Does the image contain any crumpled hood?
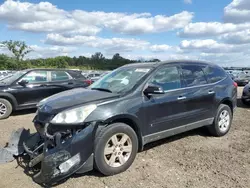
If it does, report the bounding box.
[38,88,119,113]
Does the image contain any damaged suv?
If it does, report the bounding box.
[23,61,237,185]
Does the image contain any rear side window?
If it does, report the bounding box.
[181,65,207,87]
[202,65,226,83]
[149,66,181,91]
[51,71,70,81]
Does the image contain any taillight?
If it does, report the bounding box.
[233,82,238,87]
[84,80,92,85]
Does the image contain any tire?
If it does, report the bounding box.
[208,104,232,137]
[241,99,250,106]
[94,123,138,176]
[0,98,12,120]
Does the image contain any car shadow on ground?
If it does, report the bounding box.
[237,98,249,109]
[14,126,209,187]
[11,108,37,116]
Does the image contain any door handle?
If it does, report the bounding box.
[177,96,186,100]
[208,90,215,94]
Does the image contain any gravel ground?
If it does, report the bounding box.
[0,87,249,188]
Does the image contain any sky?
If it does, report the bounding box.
[0,0,250,66]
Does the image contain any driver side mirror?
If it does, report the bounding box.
[143,85,164,96]
[18,80,29,87]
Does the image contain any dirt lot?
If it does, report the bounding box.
[0,87,249,188]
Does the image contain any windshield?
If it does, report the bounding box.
[0,71,27,84]
[90,67,151,93]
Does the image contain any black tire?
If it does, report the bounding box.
[94,123,138,176]
[0,98,12,120]
[208,104,232,137]
[241,99,250,106]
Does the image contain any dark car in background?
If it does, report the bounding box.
[0,69,88,119]
[242,84,250,105]
[234,74,250,86]
[22,60,237,185]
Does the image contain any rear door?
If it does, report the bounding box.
[46,70,76,96]
[179,64,215,124]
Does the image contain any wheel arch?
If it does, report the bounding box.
[103,114,144,152]
[0,93,18,110]
[219,97,233,114]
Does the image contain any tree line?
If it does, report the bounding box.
[0,40,160,70]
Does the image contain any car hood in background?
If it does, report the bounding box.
[38,88,119,113]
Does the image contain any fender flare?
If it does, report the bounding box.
[101,114,144,151]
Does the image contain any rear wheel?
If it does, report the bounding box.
[0,98,12,120]
[94,123,138,176]
[208,104,232,137]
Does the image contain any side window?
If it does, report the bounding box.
[21,71,48,83]
[181,65,207,87]
[51,71,70,81]
[202,65,226,83]
[149,66,181,91]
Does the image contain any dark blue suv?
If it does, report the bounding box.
[22,60,237,185]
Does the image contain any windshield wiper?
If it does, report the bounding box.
[91,87,112,93]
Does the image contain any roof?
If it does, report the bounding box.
[122,60,216,68]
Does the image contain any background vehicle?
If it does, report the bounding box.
[24,60,237,184]
[242,84,250,105]
[0,69,88,119]
[234,74,250,86]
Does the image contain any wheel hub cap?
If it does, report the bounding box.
[218,110,230,132]
[104,133,132,168]
[0,102,7,117]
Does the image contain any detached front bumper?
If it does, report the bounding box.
[23,122,96,185]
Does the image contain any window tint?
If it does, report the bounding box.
[149,66,181,91]
[21,71,48,83]
[202,65,226,83]
[51,71,70,81]
[181,65,207,87]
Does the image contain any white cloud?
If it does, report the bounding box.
[0,0,66,22]
[72,10,194,34]
[219,29,250,44]
[28,45,77,58]
[150,44,172,52]
[179,39,247,53]
[45,33,150,52]
[184,0,192,4]
[0,0,193,35]
[224,0,250,23]
[178,22,250,37]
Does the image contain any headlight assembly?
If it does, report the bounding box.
[50,104,97,124]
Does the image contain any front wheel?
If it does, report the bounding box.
[208,104,232,137]
[0,98,12,120]
[94,123,138,176]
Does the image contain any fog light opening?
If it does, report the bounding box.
[58,153,81,173]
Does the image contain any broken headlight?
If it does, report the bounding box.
[50,104,96,124]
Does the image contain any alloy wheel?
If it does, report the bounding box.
[0,102,7,117]
[104,133,132,168]
[218,110,230,133]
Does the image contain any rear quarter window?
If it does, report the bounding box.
[202,65,227,83]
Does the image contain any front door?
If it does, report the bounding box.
[142,65,189,136]
[11,70,51,107]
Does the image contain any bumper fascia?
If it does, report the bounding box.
[24,122,97,185]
